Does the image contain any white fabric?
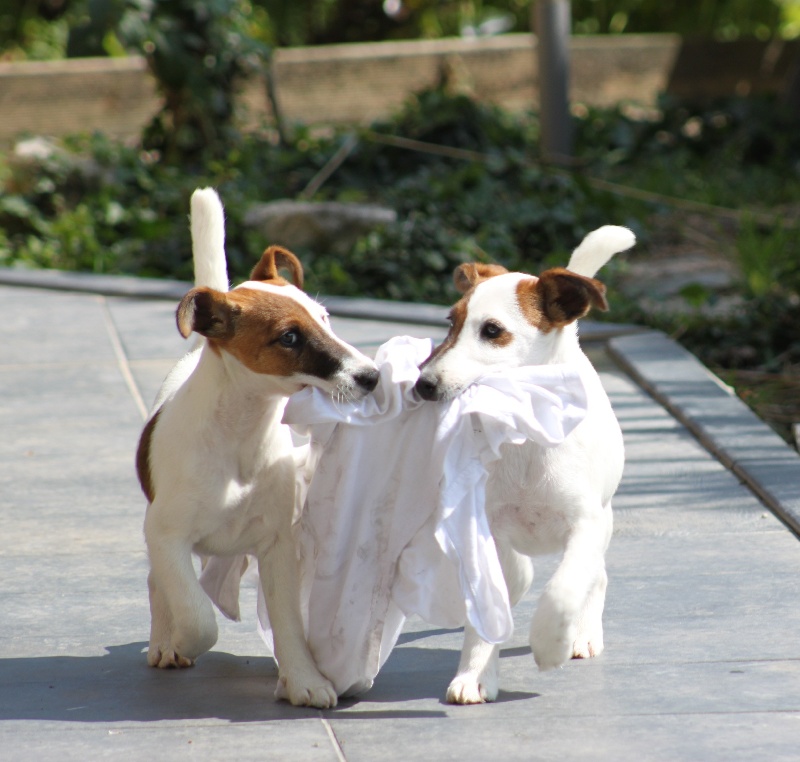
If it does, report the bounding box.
[200,335,588,697]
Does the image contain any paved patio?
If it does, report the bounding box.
[1,274,799,761]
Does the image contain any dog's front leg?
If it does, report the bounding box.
[447,544,534,704]
[257,527,337,709]
[144,527,219,668]
[447,625,501,704]
[529,512,609,670]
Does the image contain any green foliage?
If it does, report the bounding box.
[295,89,627,302]
[573,94,800,379]
[736,218,800,298]
[116,0,271,164]
[576,95,800,209]
[3,84,800,383]
[0,0,75,60]
[0,87,630,304]
[570,0,784,38]
[248,0,794,45]
[3,0,800,66]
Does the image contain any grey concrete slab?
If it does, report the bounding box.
[0,721,342,762]
[5,287,117,365]
[327,713,800,762]
[106,297,190,362]
[609,330,800,536]
[2,281,800,761]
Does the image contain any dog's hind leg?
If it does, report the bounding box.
[145,526,218,668]
[529,512,609,670]
[447,544,533,704]
[146,569,192,668]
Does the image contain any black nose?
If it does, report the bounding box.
[355,368,380,392]
[414,376,439,401]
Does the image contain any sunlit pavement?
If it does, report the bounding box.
[2,273,799,761]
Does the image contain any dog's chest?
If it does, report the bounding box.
[190,441,296,556]
[485,442,575,554]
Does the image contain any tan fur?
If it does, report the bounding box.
[136,409,160,503]
[250,245,304,287]
[454,262,510,294]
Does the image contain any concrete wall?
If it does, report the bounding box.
[249,33,682,126]
[0,56,160,144]
[1,34,797,145]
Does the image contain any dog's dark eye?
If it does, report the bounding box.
[480,321,505,340]
[278,330,301,348]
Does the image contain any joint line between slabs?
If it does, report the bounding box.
[101,297,149,421]
[321,717,347,762]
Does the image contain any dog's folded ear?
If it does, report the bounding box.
[250,245,304,288]
[453,262,509,294]
[176,287,238,340]
[525,268,608,327]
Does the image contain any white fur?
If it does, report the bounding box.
[417,226,633,704]
[190,187,229,292]
[567,224,635,278]
[140,188,378,708]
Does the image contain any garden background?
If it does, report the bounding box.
[2,0,800,440]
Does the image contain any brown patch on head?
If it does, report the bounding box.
[420,295,470,369]
[453,262,509,294]
[136,408,161,503]
[250,246,304,288]
[176,285,345,380]
[176,287,235,340]
[516,268,608,331]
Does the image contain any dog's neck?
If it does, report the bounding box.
[193,343,294,434]
[524,322,583,367]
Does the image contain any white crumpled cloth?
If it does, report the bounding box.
[200,335,587,696]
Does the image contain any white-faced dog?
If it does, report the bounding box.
[136,188,379,708]
[414,226,635,703]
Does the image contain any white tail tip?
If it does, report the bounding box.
[567,225,636,278]
[190,187,229,292]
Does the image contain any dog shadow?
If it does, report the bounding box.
[0,642,308,724]
[0,632,538,724]
[337,630,540,711]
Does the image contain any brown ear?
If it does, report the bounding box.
[176,287,238,339]
[250,245,304,288]
[453,262,509,294]
[536,267,608,326]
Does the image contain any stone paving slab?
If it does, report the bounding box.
[1,282,799,761]
[610,331,800,536]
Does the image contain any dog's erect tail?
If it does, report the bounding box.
[567,225,635,278]
[190,188,229,292]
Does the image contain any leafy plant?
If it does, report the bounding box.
[736,218,800,298]
[118,0,271,164]
[575,95,800,210]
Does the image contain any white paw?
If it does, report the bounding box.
[530,607,574,671]
[276,673,338,709]
[147,645,195,669]
[572,631,604,660]
[446,672,498,704]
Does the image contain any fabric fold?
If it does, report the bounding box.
[201,335,588,697]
